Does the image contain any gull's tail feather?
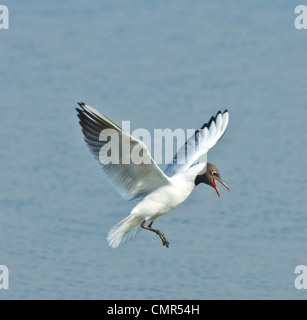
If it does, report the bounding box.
[107,214,142,248]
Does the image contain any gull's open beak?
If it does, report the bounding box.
[212,179,229,198]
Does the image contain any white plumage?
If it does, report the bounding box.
[76,103,229,248]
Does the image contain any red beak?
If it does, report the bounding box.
[212,179,229,197]
[212,179,220,197]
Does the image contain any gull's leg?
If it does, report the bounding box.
[141,220,169,248]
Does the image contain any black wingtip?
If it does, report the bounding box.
[201,115,214,129]
[77,102,86,108]
[207,116,215,127]
[200,109,229,129]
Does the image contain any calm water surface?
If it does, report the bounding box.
[0,0,307,299]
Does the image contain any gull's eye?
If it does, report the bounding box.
[211,171,217,176]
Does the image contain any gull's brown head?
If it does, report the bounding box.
[194,163,229,197]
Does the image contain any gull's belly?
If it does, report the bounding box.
[131,178,195,221]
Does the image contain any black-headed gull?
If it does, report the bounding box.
[76,103,229,248]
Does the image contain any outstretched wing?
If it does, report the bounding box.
[164,110,229,177]
[76,103,170,200]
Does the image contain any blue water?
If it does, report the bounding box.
[0,0,307,299]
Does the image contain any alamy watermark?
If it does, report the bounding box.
[0,265,9,289]
[294,5,307,29]
[0,5,9,30]
[294,265,307,289]
[97,121,207,171]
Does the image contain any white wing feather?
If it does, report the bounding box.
[164,110,229,177]
[76,103,170,200]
